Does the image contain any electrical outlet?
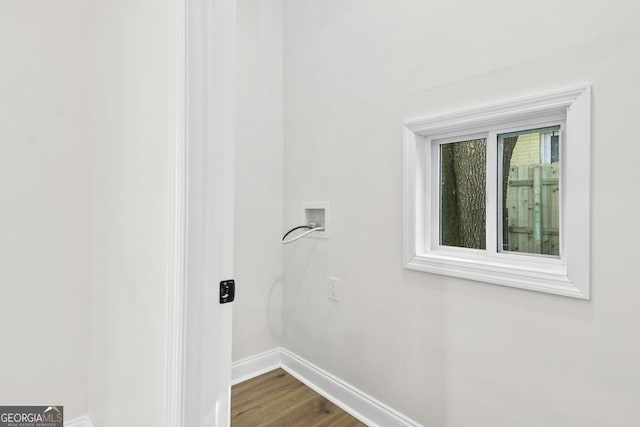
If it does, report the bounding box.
[328,277,339,301]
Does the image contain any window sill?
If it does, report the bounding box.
[404,252,587,299]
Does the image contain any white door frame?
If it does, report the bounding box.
[165,0,236,426]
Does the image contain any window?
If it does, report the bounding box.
[402,87,591,298]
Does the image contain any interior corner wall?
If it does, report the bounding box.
[282,1,640,426]
[0,1,90,420]
[233,0,284,362]
[88,0,172,425]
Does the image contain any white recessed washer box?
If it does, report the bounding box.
[302,201,329,239]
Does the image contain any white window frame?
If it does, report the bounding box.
[402,87,591,299]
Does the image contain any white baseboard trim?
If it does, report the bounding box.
[65,415,93,427]
[231,347,282,386]
[231,347,422,427]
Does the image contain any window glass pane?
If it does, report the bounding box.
[499,126,560,256]
[440,138,486,249]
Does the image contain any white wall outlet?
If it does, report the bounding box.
[328,277,339,301]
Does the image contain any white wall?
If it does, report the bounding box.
[0,1,90,420]
[282,0,640,425]
[233,0,284,361]
[89,0,172,424]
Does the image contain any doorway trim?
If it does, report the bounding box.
[164,0,237,426]
[165,0,188,425]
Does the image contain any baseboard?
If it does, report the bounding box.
[231,347,282,386]
[65,415,93,427]
[231,348,422,427]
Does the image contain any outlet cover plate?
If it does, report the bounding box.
[328,277,339,301]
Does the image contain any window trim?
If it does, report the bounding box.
[402,87,591,299]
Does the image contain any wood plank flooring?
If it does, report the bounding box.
[231,368,367,427]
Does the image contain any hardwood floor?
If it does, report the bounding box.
[231,368,367,427]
